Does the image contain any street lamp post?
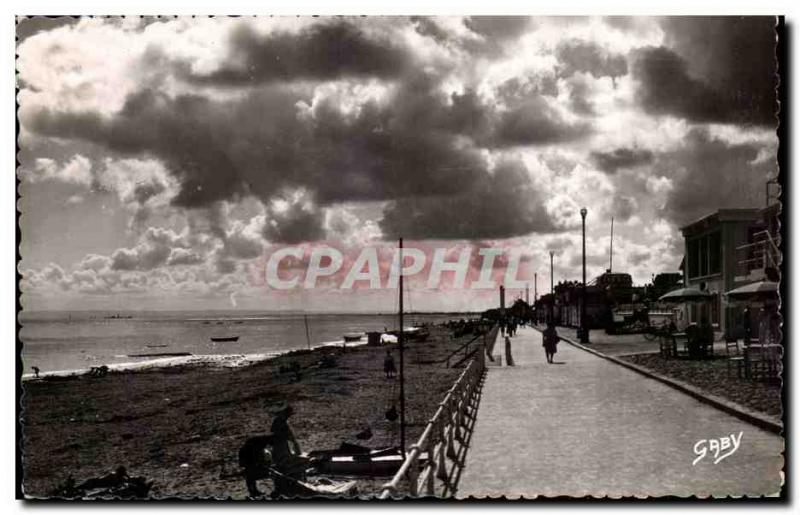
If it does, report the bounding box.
[549,250,554,324]
[579,207,590,344]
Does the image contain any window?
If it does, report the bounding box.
[708,232,721,275]
[687,231,722,279]
[688,239,700,279]
[700,237,709,276]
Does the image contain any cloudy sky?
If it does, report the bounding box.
[17,16,778,312]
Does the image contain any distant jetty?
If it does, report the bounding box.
[128,352,192,358]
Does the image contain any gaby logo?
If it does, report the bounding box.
[262,244,532,290]
[693,431,743,466]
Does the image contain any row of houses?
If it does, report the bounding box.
[532,204,780,337]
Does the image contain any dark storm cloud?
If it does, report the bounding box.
[23,74,506,240]
[25,54,576,239]
[464,16,532,42]
[20,16,591,243]
[493,97,592,147]
[634,17,777,126]
[591,147,654,173]
[180,21,412,86]
[556,39,628,80]
[380,159,557,240]
[656,128,775,226]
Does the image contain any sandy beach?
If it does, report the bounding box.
[22,324,491,498]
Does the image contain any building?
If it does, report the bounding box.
[679,205,779,336]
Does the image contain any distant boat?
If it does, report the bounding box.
[343,333,363,342]
[210,336,240,342]
[145,344,168,348]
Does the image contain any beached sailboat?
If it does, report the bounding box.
[387,325,429,342]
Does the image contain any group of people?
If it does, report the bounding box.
[499,316,559,363]
[500,317,522,337]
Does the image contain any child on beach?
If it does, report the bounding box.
[384,350,397,379]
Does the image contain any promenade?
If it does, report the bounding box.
[456,327,784,498]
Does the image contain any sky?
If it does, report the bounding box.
[16,15,779,312]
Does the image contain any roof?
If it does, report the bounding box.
[680,208,762,236]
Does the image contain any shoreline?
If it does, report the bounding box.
[22,322,491,498]
[20,336,394,381]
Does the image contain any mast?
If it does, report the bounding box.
[304,314,311,350]
[398,238,406,457]
[609,217,614,273]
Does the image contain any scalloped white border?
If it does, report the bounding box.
[4,4,798,513]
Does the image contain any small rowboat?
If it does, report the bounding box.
[343,333,363,342]
[308,444,422,477]
[210,336,240,342]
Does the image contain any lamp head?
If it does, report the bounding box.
[580,207,588,218]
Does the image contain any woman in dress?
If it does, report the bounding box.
[542,322,559,364]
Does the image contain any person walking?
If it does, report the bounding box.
[542,322,559,364]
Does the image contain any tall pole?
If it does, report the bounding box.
[549,251,554,323]
[609,217,614,273]
[534,272,538,301]
[304,314,311,350]
[398,238,406,457]
[580,208,590,344]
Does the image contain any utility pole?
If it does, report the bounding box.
[609,217,614,274]
[398,238,406,457]
[579,208,590,344]
[549,251,555,323]
[304,314,311,350]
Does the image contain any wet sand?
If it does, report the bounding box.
[22,325,490,498]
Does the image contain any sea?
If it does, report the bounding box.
[18,311,472,375]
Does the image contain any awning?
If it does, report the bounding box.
[658,287,714,303]
[725,281,778,300]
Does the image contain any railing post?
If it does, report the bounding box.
[436,418,449,481]
[446,406,458,460]
[425,436,436,496]
[407,446,420,497]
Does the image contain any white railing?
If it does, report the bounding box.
[379,339,488,499]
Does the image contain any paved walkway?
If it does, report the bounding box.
[456,327,784,498]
